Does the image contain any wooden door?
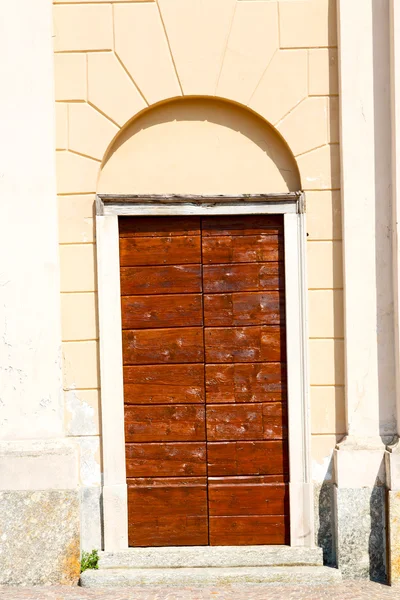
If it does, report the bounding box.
[120,215,289,547]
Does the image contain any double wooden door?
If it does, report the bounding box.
[119,214,289,547]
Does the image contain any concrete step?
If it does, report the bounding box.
[80,565,341,587]
[98,545,324,569]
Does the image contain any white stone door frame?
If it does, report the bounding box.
[95,193,313,550]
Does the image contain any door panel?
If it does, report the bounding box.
[203,292,283,326]
[202,235,283,264]
[128,477,208,547]
[206,404,264,441]
[121,216,207,547]
[122,294,203,329]
[120,214,289,548]
[207,441,289,477]
[205,363,286,404]
[124,364,205,405]
[125,405,206,442]
[205,326,284,363]
[126,442,207,477]
[203,263,283,293]
[208,480,289,515]
[202,215,289,546]
[120,235,201,266]
[202,215,283,237]
[206,403,287,441]
[123,327,204,364]
[120,265,202,296]
[209,515,288,546]
[119,216,201,237]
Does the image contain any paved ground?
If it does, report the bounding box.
[1,582,399,600]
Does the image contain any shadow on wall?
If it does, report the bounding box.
[369,463,387,582]
[98,97,301,195]
[316,458,336,567]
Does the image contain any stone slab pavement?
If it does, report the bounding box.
[1,582,400,599]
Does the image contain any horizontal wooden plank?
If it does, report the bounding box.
[120,265,202,296]
[205,326,284,363]
[206,403,287,441]
[207,403,286,442]
[263,403,288,440]
[128,481,208,546]
[128,516,209,547]
[202,215,283,236]
[119,216,200,237]
[202,235,282,264]
[207,441,289,477]
[125,405,206,442]
[124,365,204,404]
[205,363,286,404]
[122,294,203,329]
[120,236,201,266]
[128,477,207,487]
[123,328,204,364]
[127,479,207,524]
[126,443,207,477]
[208,482,289,516]
[207,404,263,441]
[203,263,284,293]
[209,515,289,546]
[203,292,284,327]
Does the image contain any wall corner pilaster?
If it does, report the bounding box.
[333,436,387,581]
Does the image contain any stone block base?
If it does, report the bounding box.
[335,486,386,581]
[81,486,102,552]
[0,490,80,585]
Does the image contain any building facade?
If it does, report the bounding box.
[1,0,400,586]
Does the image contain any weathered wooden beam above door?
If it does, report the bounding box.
[96,192,305,217]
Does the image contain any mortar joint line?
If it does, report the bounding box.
[214,1,237,95]
[114,50,149,107]
[247,48,278,107]
[155,0,184,97]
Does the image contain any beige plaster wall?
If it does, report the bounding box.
[53,0,342,489]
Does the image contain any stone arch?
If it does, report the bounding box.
[97,97,301,194]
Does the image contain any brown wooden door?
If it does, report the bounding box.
[120,215,289,547]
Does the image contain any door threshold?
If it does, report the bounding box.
[98,545,323,569]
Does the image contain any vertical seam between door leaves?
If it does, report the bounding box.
[200,216,211,546]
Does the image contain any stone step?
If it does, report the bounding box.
[98,545,324,569]
[80,565,341,587]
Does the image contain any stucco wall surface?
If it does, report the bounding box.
[53,0,342,531]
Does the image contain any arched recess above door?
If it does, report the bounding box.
[98,97,301,195]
